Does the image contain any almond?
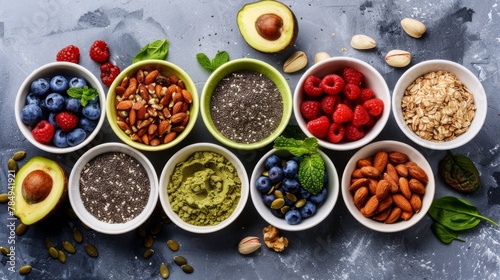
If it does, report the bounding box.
[410,193,422,213]
[383,173,399,193]
[163,131,177,144]
[351,168,364,178]
[148,123,158,135]
[144,70,159,84]
[373,151,388,173]
[363,195,379,216]
[395,164,409,177]
[116,100,133,110]
[137,118,153,129]
[172,91,184,103]
[170,112,187,124]
[375,179,391,201]
[408,178,426,195]
[129,109,137,126]
[123,77,137,99]
[141,133,149,145]
[400,211,413,221]
[117,120,130,131]
[392,194,413,213]
[181,89,193,104]
[376,196,393,213]
[388,151,409,164]
[386,163,399,182]
[150,138,161,146]
[384,207,402,224]
[171,125,186,133]
[356,158,373,168]
[115,85,126,96]
[135,69,144,83]
[137,106,147,120]
[157,120,170,136]
[172,101,184,115]
[348,178,369,192]
[399,177,412,199]
[139,84,150,102]
[368,179,378,196]
[132,101,144,111]
[373,207,392,221]
[360,166,381,179]
[408,165,429,184]
[353,187,369,209]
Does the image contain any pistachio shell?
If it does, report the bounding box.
[385,50,411,67]
[314,52,331,63]
[350,34,377,50]
[283,51,308,73]
[401,18,426,38]
[238,236,262,255]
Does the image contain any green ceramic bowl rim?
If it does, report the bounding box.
[106,60,199,152]
[200,58,292,150]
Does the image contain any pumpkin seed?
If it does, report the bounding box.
[1,246,10,256]
[262,171,269,176]
[48,247,59,259]
[16,223,28,236]
[137,225,147,237]
[144,234,154,248]
[274,190,283,199]
[44,238,54,250]
[280,206,290,214]
[286,192,297,202]
[58,250,66,263]
[159,262,169,279]
[0,193,8,204]
[19,265,32,275]
[150,221,163,235]
[143,248,154,259]
[181,264,194,274]
[173,255,187,266]
[166,240,179,252]
[271,198,285,209]
[12,151,27,161]
[266,185,275,195]
[62,241,76,254]
[85,243,98,258]
[73,228,83,243]
[7,158,18,172]
[295,198,307,208]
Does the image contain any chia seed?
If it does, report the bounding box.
[210,70,283,144]
[79,152,150,224]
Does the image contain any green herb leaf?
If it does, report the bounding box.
[66,86,99,107]
[196,53,214,71]
[273,136,317,157]
[428,196,498,231]
[431,222,465,244]
[280,125,307,140]
[439,152,481,194]
[298,152,325,194]
[196,51,229,72]
[133,39,169,63]
[67,88,83,98]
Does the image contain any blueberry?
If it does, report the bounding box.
[82,103,100,120]
[30,78,50,97]
[26,93,41,106]
[268,166,284,184]
[300,201,317,218]
[271,208,284,218]
[299,187,311,199]
[283,194,295,206]
[309,187,328,204]
[20,104,43,125]
[256,176,272,193]
[264,155,281,170]
[39,99,49,112]
[78,117,97,133]
[282,178,300,193]
[65,97,81,113]
[87,95,100,104]
[47,112,59,130]
[67,128,86,146]
[52,130,69,148]
[283,159,299,178]
[45,93,65,112]
[69,77,87,88]
[284,209,302,225]
[49,75,69,93]
[262,193,276,207]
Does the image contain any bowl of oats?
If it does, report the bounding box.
[392,59,487,150]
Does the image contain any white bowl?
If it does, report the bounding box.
[341,140,435,233]
[392,59,487,150]
[15,62,106,154]
[294,57,391,151]
[68,143,158,234]
[250,149,339,231]
[159,143,249,234]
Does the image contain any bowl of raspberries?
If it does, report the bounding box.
[293,57,391,151]
[15,62,106,153]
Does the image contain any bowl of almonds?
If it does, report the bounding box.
[341,140,435,232]
[392,59,487,150]
[106,60,199,151]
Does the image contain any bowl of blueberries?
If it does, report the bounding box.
[15,62,106,153]
[250,148,339,231]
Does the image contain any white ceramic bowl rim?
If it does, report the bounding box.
[392,59,487,150]
[158,142,249,234]
[15,61,106,154]
[68,142,159,234]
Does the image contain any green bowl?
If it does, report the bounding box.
[106,60,199,152]
[200,58,292,150]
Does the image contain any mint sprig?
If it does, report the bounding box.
[273,135,325,194]
[196,51,229,71]
[67,86,98,107]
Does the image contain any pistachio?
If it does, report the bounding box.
[350,34,377,50]
[159,263,170,279]
[314,52,331,64]
[401,18,426,38]
[238,236,261,255]
[283,51,308,73]
[385,50,411,68]
[19,265,32,275]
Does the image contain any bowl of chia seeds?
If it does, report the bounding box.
[68,142,158,234]
[200,58,293,150]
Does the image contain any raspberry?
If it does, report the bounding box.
[364,115,378,130]
[344,83,361,100]
[332,104,353,124]
[343,67,363,85]
[32,120,55,144]
[327,123,345,143]
[89,40,110,63]
[306,116,330,139]
[320,95,339,116]
[320,74,344,95]
[363,98,384,117]
[303,75,323,97]
[300,101,321,121]
[55,112,79,132]
[360,88,375,102]
[100,62,121,87]
[352,105,370,127]
[345,123,365,141]
[56,45,80,64]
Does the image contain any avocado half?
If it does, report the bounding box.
[237,0,299,53]
[13,156,68,225]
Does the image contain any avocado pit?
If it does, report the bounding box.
[256,14,283,41]
[22,170,53,204]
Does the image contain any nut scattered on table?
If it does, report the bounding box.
[401,18,427,38]
[385,50,411,67]
[262,225,288,252]
[350,34,377,50]
[314,52,331,64]
[238,236,261,255]
[283,51,308,73]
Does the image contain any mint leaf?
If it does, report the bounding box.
[212,51,229,69]
[196,53,214,71]
[66,86,99,107]
[133,39,169,63]
[281,125,307,140]
[299,152,325,194]
[67,88,83,98]
[273,136,312,157]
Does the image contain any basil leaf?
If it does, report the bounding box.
[196,53,214,71]
[133,39,169,63]
[428,196,498,231]
[431,222,464,244]
[298,152,324,194]
[211,51,229,69]
[439,152,480,194]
